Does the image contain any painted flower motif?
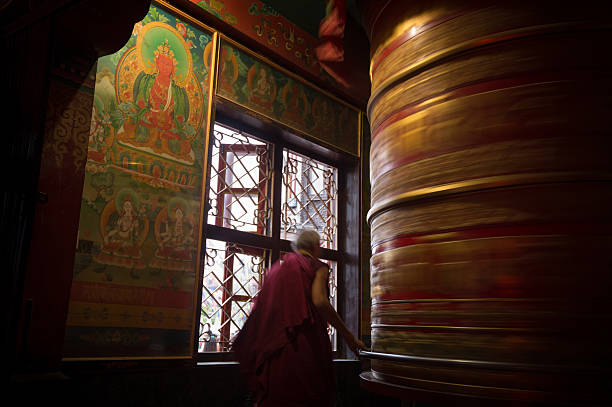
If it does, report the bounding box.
[177,115,184,123]
[185,39,194,49]
[132,22,143,36]
[176,22,187,37]
[137,99,145,109]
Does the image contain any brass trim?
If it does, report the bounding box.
[366,371,555,398]
[361,351,600,373]
[366,0,394,53]
[372,298,554,305]
[358,111,363,337]
[367,172,612,223]
[367,21,612,118]
[371,323,543,333]
[155,0,217,34]
[361,370,540,397]
[357,110,363,158]
[190,30,220,358]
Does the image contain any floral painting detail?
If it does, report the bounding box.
[248,2,279,17]
[197,0,238,25]
[65,4,213,358]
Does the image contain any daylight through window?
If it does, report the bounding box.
[198,123,339,353]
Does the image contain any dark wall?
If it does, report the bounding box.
[11,360,401,407]
[2,0,151,376]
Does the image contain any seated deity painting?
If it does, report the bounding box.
[247,62,277,110]
[150,197,196,273]
[65,5,214,359]
[77,15,212,281]
[94,188,149,271]
[114,22,205,165]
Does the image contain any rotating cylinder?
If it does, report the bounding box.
[360,1,612,403]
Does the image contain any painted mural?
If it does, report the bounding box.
[217,40,360,155]
[190,0,330,83]
[63,4,213,358]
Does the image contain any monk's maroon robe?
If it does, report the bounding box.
[232,252,334,407]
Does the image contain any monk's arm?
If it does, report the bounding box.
[311,266,366,356]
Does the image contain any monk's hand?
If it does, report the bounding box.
[347,334,367,356]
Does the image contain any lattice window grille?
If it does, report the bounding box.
[325,260,338,350]
[199,239,267,351]
[208,125,272,235]
[281,150,338,249]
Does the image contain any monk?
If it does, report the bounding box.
[232,230,366,406]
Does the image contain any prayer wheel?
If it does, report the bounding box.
[359,1,612,403]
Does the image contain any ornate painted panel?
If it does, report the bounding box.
[63,4,214,358]
[217,39,360,156]
[189,0,331,83]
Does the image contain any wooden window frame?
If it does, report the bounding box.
[195,103,360,362]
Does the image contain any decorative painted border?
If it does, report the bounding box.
[216,34,361,157]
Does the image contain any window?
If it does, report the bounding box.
[197,122,340,354]
[206,126,271,235]
[281,150,338,249]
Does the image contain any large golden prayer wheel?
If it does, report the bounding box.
[359,1,612,403]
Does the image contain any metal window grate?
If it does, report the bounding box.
[198,124,342,355]
[324,259,338,350]
[199,239,267,352]
[281,150,338,249]
[207,124,272,235]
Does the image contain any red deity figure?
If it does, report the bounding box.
[123,39,193,160]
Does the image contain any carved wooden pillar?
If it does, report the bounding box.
[359,1,612,403]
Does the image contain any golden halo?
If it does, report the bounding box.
[136,21,193,87]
